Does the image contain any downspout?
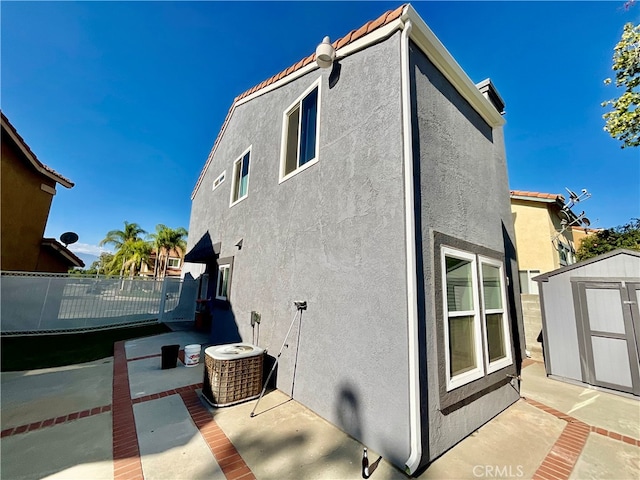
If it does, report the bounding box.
[400,19,422,475]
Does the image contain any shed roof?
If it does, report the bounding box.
[1,112,75,188]
[533,249,640,282]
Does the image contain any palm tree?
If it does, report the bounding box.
[100,222,147,277]
[149,224,188,278]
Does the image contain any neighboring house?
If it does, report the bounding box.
[185,4,524,474]
[139,248,184,278]
[535,249,640,396]
[1,112,84,273]
[509,190,593,360]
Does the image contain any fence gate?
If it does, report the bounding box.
[573,280,640,395]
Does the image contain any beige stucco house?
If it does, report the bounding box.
[510,190,594,359]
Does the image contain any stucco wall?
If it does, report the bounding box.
[511,200,558,272]
[188,35,412,464]
[409,42,522,462]
[1,140,56,272]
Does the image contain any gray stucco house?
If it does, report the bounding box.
[185,4,525,474]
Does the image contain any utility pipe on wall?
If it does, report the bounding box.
[399,19,422,475]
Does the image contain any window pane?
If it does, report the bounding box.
[299,87,318,166]
[449,315,476,376]
[232,161,241,201]
[217,267,229,299]
[482,264,503,309]
[446,256,474,311]
[239,153,250,197]
[285,106,300,175]
[486,313,506,362]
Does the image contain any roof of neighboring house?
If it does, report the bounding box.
[41,238,85,268]
[1,111,74,188]
[533,248,640,282]
[510,190,565,203]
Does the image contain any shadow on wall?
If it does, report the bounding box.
[502,221,525,375]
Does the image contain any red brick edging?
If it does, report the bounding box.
[113,340,144,480]
[181,390,256,480]
[525,397,640,480]
[113,341,255,480]
[0,405,112,438]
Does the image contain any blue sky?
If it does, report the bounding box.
[2,1,638,261]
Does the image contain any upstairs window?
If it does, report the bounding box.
[167,257,181,269]
[230,148,250,206]
[280,80,320,182]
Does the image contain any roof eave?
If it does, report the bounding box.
[41,238,85,268]
[1,113,75,189]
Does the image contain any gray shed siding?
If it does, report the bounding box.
[188,35,412,464]
[539,252,640,382]
[409,42,521,462]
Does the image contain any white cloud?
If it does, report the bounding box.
[69,243,113,256]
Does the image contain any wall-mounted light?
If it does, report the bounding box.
[315,36,336,69]
[235,239,243,250]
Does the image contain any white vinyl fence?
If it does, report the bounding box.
[0,272,205,335]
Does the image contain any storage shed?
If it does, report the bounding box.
[535,249,640,396]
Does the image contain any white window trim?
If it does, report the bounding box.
[479,256,513,374]
[229,146,251,207]
[212,171,226,191]
[215,264,230,300]
[167,257,181,269]
[278,78,321,184]
[441,246,485,391]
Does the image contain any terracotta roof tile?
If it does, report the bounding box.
[192,4,409,198]
[510,190,565,201]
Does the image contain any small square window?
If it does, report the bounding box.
[280,80,320,182]
[216,265,230,300]
[230,149,250,206]
[213,171,225,191]
[167,257,180,269]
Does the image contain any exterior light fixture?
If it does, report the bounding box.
[315,36,336,69]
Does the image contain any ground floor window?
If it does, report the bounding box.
[216,264,230,300]
[441,246,513,391]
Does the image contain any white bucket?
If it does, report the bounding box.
[184,344,201,367]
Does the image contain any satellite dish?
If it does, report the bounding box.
[582,217,591,228]
[60,231,79,247]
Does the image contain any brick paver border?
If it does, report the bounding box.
[0,404,112,438]
[112,341,255,480]
[525,397,640,480]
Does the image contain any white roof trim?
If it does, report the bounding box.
[192,4,506,199]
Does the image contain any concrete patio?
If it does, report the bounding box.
[1,329,638,480]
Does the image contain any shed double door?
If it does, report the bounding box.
[574,281,640,396]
